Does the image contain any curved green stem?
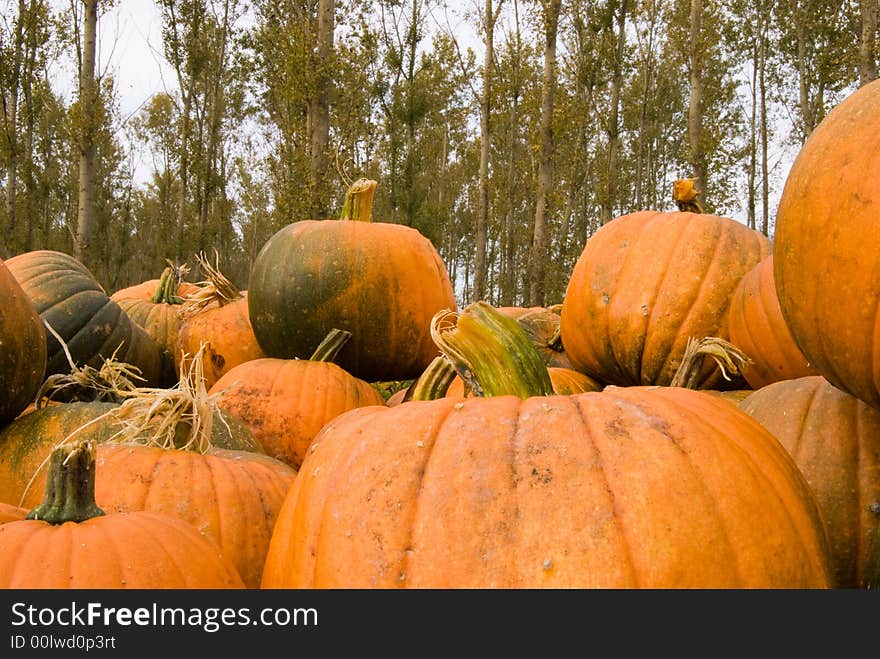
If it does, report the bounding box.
[430,302,554,399]
[406,356,457,401]
[309,328,352,362]
[26,441,105,524]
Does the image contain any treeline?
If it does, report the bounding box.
[1,0,876,305]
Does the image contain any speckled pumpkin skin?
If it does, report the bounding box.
[727,255,817,389]
[262,386,831,589]
[248,220,457,382]
[560,211,770,389]
[740,376,880,588]
[0,258,46,425]
[773,79,880,410]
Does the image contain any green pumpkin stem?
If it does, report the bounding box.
[430,302,554,399]
[406,356,457,401]
[669,336,752,389]
[26,440,105,524]
[151,262,188,305]
[309,328,352,362]
[339,179,377,222]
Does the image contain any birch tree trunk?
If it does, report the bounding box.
[74,0,98,266]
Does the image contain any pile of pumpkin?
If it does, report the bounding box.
[1,81,879,590]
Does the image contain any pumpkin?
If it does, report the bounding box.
[111,263,200,387]
[0,440,244,588]
[727,255,816,389]
[261,302,831,588]
[0,400,262,508]
[560,210,770,389]
[0,502,26,523]
[0,401,119,506]
[248,179,457,382]
[6,348,296,588]
[175,254,265,390]
[0,257,46,426]
[739,376,880,588]
[773,79,880,409]
[210,329,384,469]
[4,250,163,387]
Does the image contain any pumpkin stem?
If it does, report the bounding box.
[309,328,352,362]
[405,355,457,401]
[107,343,219,454]
[339,178,377,222]
[673,177,705,213]
[180,252,241,318]
[150,262,190,305]
[669,336,752,389]
[26,440,105,524]
[430,302,554,399]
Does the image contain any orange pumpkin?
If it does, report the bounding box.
[774,79,880,409]
[210,330,384,469]
[0,441,244,588]
[0,257,46,426]
[0,502,26,523]
[175,256,265,390]
[727,255,816,389]
[261,303,831,588]
[560,210,770,388]
[111,264,200,386]
[739,376,880,588]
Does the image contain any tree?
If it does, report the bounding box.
[528,0,561,307]
[72,0,97,266]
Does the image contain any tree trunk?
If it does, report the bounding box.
[528,0,561,308]
[309,0,335,216]
[474,0,501,303]
[74,0,98,266]
[759,8,770,236]
[501,0,521,307]
[687,0,706,201]
[747,10,758,231]
[600,0,627,226]
[2,0,27,257]
[861,0,878,86]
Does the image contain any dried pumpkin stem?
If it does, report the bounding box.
[26,440,105,525]
[406,355,457,401]
[180,252,241,318]
[339,178,377,222]
[669,336,752,389]
[309,328,352,362]
[430,302,554,399]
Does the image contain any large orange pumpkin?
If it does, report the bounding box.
[774,79,880,410]
[560,211,770,388]
[0,257,46,426]
[210,330,384,469]
[0,441,244,588]
[261,303,831,588]
[248,179,457,382]
[727,255,817,389]
[739,376,880,588]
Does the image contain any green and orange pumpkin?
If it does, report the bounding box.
[248,179,457,382]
